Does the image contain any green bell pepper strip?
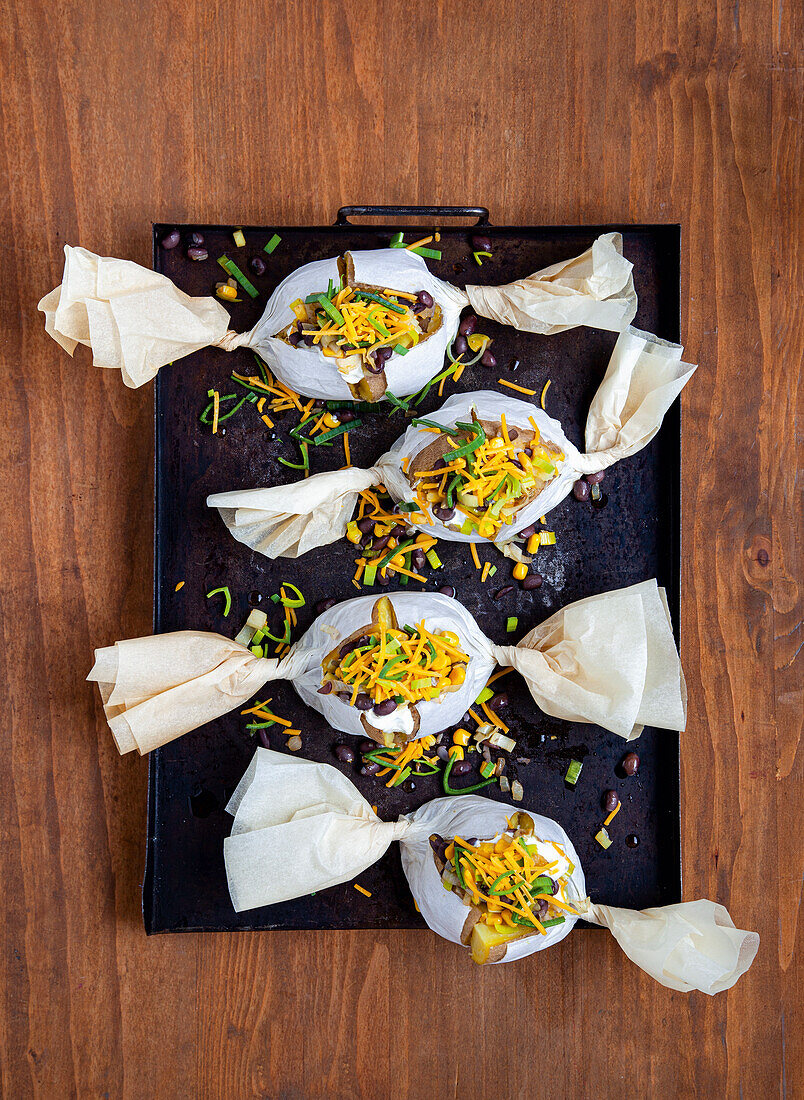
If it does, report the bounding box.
[446,421,487,463]
[279,582,305,608]
[377,654,407,680]
[374,537,415,572]
[452,845,466,889]
[314,420,362,446]
[541,917,566,929]
[445,473,462,509]
[366,311,390,338]
[488,870,522,896]
[260,619,292,645]
[217,255,259,298]
[442,755,497,796]
[200,394,247,424]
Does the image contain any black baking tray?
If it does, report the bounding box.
[144,206,682,933]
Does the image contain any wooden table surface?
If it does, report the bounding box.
[0,1,800,1096]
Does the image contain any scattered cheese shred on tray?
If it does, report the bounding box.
[604,801,622,827]
[174,581,185,592]
[354,884,372,898]
[497,379,537,396]
[540,379,551,409]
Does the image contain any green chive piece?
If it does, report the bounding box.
[206,586,232,617]
[473,250,492,265]
[506,616,518,633]
[363,564,377,586]
[264,233,281,254]
[542,917,566,928]
[314,419,361,446]
[409,246,441,259]
[354,290,407,315]
[390,232,405,247]
[232,228,246,248]
[565,759,583,786]
[393,343,409,355]
[217,255,259,298]
[479,761,495,779]
[366,311,390,338]
[425,548,442,569]
[475,686,494,705]
[316,293,345,326]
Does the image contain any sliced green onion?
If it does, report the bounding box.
[595,828,612,849]
[446,341,485,367]
[314,420,361,446]
[316,293,345,326]
[393,344,409,355]
[245,719,276,730]
[261,619,292,645]
[542,917,566,928]
[264,233,281,254]
[363,564,377,586]
[565,759,583,785]
[475,686,494,705]
[366,311,390,338]
[232,228,246,248]
[410,417,460,435]
[206,586,232,617]
[217,255,259,298]
[473,250,492,265]
[506,616,518,633]
[390,232,405,247]
[391,766,412,787]
[479,760,495,778]
[399,573,409,585]
[409,246,441,259]
[250,644,264,657]
[354,291,407,315]
[425,548,442,569]
[488,565,497,577]
[279,582,305,608]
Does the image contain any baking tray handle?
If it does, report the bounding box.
[335,205,490,226]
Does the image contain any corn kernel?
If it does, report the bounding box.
[216,284,238,301]
[467,334,490,353]
[441,630,460,645]
[512,562,529,581]
[526,533,540,555]
[489,437,505,450]
[448,745,464,761]
[452,728,471,746]
[323,412,340,429]
[449,666,466,686]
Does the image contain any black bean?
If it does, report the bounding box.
[377,570,390,586]
[367,356,385,374]
[361,762,381,776]
[357,517,375,534]
[404,780,416,792]
[249,255,267,276]
[438,584,456,598]
[433,505,456,522]
[354,693,372,711]
[160,229,180,250]
[302,334,316,346]
[493,585,515,600]
[337,691,351,702]
[314,597,337,615]
[372,535,390,553]
[451,334,469,357]
[411,548,426,571]
[188,231,205,246]
[317,681,333,695]
[522,574,543,590]
[436,746,450,761]
[481,350,496,369]
[335,744,355,763]
[489,692,509,710]
[429,835,449,861]
[523,447,533,457]
[508,429,518,441]
[339,635,368,659]
[186,247,208,261]
[622,752,640,776]
[472,235,493,253]
[459,314,478,336]
[417,290,434,309]
[625,834,640,849]
[518,524,537,539]
[390,524,406,539]
[536,899,549,919]
[373,699,397,716]
[359,740,376,754]
[602,789,619,813]
[585,470,605,485]
[572,479,591,502]
[258,728,272,749]
[288,330,302,347]
[249,591,263,605]
[313,399,326,408]
[452,760,472,776]
[376,345,393,362]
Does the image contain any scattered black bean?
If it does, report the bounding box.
[317,681,333,695]
[186,246,208,261]
[357,517,375,534]
[590,490,608,510]
[188,231,205,247]
[337,410,355,423]
[417,290,434,309]
[248,255,267,276]
[452,334,469,357]
[258,728,272,749]
[315,597,337,615]
[160,229,181,250]
[288,330,302,347]
[391,524,406,539]
[481,350,496,369]
[459,314,478,336]
[313,399,326,408]
[451,759,472,776]
[438,584,456,598]
[433,505,456,522]
[522,574,543,590]
[373,699,397,716]
[489,692,509,710]
[472,235,493,253]
[339,635,368,659]
[249,591,264,605]
[622,752,640,776]
[625,834,640,849]
[354,693,372,711]
[602,789,619,813]
[493,585,515,600]
[361,762,381,776]
[377,571,390,586]
[585,470,605,485]
[334,744,355,763]
[367,356,385,374]
[372,534,391,553]
[411,548,426,571]
[518,524,537,539]
[573,479,591,502]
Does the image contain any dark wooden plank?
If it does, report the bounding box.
[0,0,797,1097]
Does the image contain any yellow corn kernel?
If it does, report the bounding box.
[512,562,529,581]
[478,521,496,539]
[216,284,238,301]
[467,334,491,353]
[489,437,505,450]
[323,412,340,429]
[448,745,464,761]
[374,523,390,537]
[441,630,460,646]
[346,521,362,544]
[431,653,449,671]
[390,554,405,569]
[494,835,512,853]
[444,842,455,860]
[526,533,540,555]
[449,666,467,687]
[452,728,471,746]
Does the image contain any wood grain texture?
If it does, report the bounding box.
[0,0,799,1096]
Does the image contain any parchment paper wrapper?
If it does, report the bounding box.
[88,581,685,755]
[39,234,636,398]
[209,327,696,557]
[224,750,758,991]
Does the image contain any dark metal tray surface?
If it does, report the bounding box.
[146,206,681,932]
